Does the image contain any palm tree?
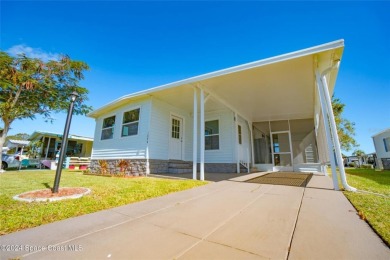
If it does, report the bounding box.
[352,149,365,167]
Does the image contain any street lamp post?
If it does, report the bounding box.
[52,91,79,193]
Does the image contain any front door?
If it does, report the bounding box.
[271,131,293,171]
[169,115,183,160]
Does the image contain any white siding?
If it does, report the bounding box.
[92,96,237,164]
[316,112,329,164]
[237,115,251,163]
[149,98,193,161]
[91,98,151,159]
[149,98,236,163]
[373,130,390,160]
[203,110,235,163]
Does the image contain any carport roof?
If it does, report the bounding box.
[6,139,30,148]
[88,40,344,120]
[29,131,93,142]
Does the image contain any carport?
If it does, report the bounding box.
[88,40,356,191]
[142,40,355,191]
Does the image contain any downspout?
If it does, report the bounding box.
[320,62,357,192]
[145,98,153,176]
[145,137,150,176]
[199,88,205,181]
[192,87,198,180]
[316,72,339,190]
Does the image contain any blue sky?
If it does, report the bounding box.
[1,1,389,155]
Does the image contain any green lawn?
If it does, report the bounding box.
[342,168,390,246]
[0,170,207,235]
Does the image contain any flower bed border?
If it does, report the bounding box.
[13,187,91,203]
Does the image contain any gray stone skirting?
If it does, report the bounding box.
[89,159,238,176]
[89,159,148,176]
[199,163,237,173]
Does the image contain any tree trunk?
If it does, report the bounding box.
[0,120,11,172]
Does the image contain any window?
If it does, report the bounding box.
[101,116,115,140]
[66,141,77,156]
[171,118,180,139]
[384,137,390,152]
[273,135,280,153]
[205,120,219,150]
[238,125,242,144]
[122,108,140,137]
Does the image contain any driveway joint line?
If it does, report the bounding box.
[203,238,271,258]
[175,185,274,259]
[19,183,230,258]
[286,187,306,260]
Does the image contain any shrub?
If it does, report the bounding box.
[117,159,130,176]
[361,164,373,169]
[83,169,91,174]
[98,160,108,174]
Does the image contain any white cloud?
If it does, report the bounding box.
[6,44,61,61]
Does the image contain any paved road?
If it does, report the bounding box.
[1,173,389,259]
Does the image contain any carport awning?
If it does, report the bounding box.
[88,40,344,121]
[6,139,30,148]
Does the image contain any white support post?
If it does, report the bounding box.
[247,148,250,173]
[316,72,339,190]
[200,88,205,181]
[193,87,198,180]
[235,112,240,174]
[288,120,294,170]
[249,122,255,166]
[269,121,275,167]
[45,137,51,159]
[18,146,25,171]
[321,74,356,191]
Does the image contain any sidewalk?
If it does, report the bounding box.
[1,174,389,259]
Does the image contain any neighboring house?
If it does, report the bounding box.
[5,139,30,148]
[343,156,366,167]
[87,40,347,182]
[343,156,359,167]
[5,139,30,156]
[362,153,376,165]
[372,128,390,170]
[29,131,93,160]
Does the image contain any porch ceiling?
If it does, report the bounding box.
[151,55,319,121]
[202,55,315,122]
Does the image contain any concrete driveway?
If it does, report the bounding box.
[1,173,389,259]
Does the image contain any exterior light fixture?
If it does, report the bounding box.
[70,91,79,102]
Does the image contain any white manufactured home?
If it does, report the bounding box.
[88,40,355,191]
[372,128,390,170]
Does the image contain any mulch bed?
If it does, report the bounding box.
[18,187,89,199]
[83,173,143,178]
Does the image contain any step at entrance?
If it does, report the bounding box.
[168,160,193,174]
